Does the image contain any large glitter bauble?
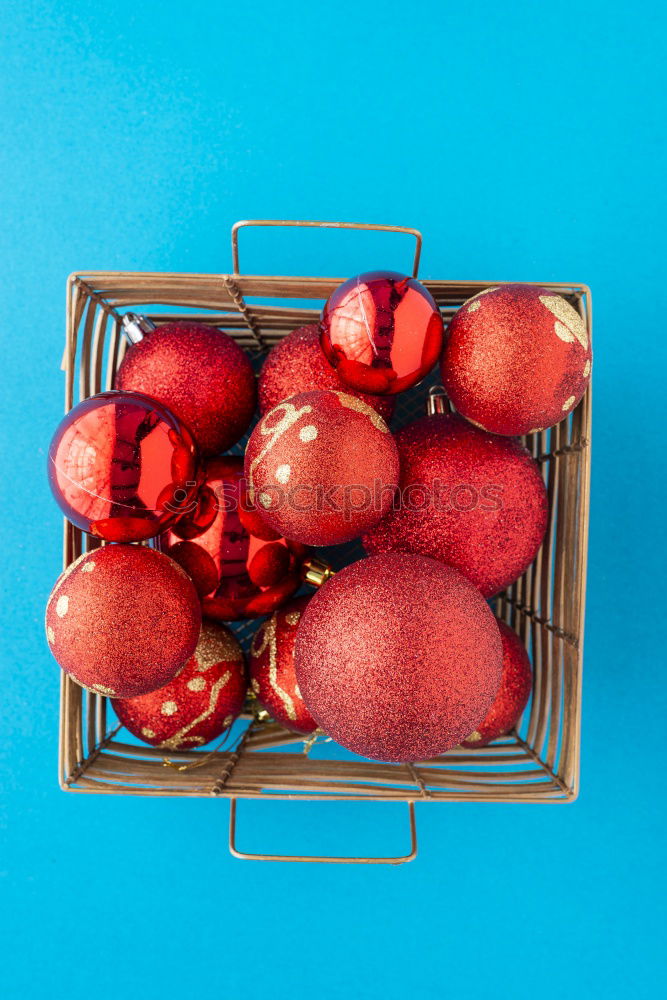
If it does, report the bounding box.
[320,271,444,395]
[161,456,309,620]
[295,553,503,763]
[259,324,394,423]
[463,620,532,748]
[112,620,246,749]
[363,413,548,597]
[45,545,201,698]
[249,596,317,735]
[244,390,399,546]
[47,390,200,542]
[115,320,256,455]
[441,284,592,435]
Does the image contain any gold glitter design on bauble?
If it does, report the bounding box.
[334,391,389,433]
[159,671,232,749]
[196,623,241,671]
[275,463,291,484]
[466,730,482,743]
[46,626,55,644]
[56,594,69,618]
[299,424,318,442]
[259,492,272,508]
[91,683,116,695]
[583,359,591,377]
[81,561,95,573]
[538,294,589,351]
[248,400,314,500]
[251,614,297,721]
[141,727,156,738]
[187,677,206,692]
[251,677,260,695]
[562,395,576,411]
[285,611,301,626]
[467,300,481,313]
[161,700,178,716]
[464,287,497,312]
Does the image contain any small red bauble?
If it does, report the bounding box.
[161,456,309,620]
[320,271,444,395]
[47,390,200,542]
[112,620,246,749]
[244,389,399,546]
[249,596,317,735]
[259,324,394,423]
[363,413,548,597]
[115,319,257,456]
[463,620,532,748]
[441,284,592,435]
[295,553,502,763]
[45,545,201,697]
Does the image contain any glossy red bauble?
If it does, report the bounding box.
[463,620,532,747]
[320,271,444,395]
[244,389,399,546]
[249,596,317,735]
[363,413,548,597]
[115,320,256,455]
[45,545,201,697]
[161,456,309,620]
[259,324,394,423]
[294,553,503,763]
[441,284,592,435]
[112,620,246,749]
[47,390,200,542]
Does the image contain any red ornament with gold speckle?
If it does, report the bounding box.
[463,620,532,747]
[320,271,444,395]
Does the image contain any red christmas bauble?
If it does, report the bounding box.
[320,271,444,395]
[161,456,309,620]
[249,596,317,735]
[47,390,200,542]
[441,284,592,435]
[45,545,201,697]
[115,320,256,456]
[463,620,532,748]
[295,553,502,762]
[363,413,548,597]
[259,324,394,423]
[112,620,246,749]
[244,389,399,546]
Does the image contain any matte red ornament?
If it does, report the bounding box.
[249,596,317,735]
[244,389,399,546]
[45,545,201,698]
[441,284,592,435]
[47,390,200,543]
[320,271,444,395]
[463,620,532,748]
[259,324,394,423]
[294,553,502,763]
[161,456,309,620]
[112,620,246,749]
[363,412,548,597]
[115,317,257,456]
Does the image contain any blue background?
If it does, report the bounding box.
[1,1,665,996]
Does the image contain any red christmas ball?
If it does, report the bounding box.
[115,319,256,456]
[244,389,399,546]
[363,413,548,597]
[463,620,532,748]
[441,284,592,435]
[295,553,502,762]
[249,596,317,735]
[112,620,247,749]
[320,271,444,395]
[259,324,394,423]
[45,545,201,697]
[161,456,309,620]
[47,390,200,542]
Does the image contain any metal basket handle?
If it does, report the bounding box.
[231,219,422,278]
[228,798,418,864]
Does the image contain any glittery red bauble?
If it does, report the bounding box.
[320,271,444,395]
[249,596,317,735]
[161,456,309,620]
[47,390,200,542]
[463,620,532,748]
[441,284,592,435]
[244,389,399,546]
[115,321,256,455]
[295,553,502,762]
[259,324,394,423]
[363,413,548,597]
[45,545,201,698]
[112,620,246,749]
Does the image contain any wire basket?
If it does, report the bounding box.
[57,220,591,863]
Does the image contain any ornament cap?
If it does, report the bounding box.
[426,385,450,416]
[122,312,156,344]
[302,555,335,588]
